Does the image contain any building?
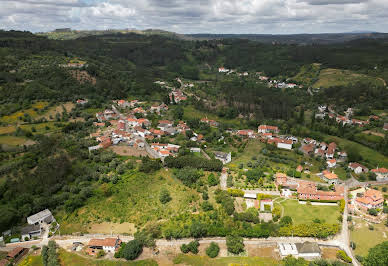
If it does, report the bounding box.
[355,188,384,209]
[278,243,299,257]
[268,138,292,150]
[6,247,29,263]
[76,99,88,105]
[371,167,388,181]
[237,130,255,138]
[214,151,231,164]
[258,125,279,134]
[21,224,41,241]
[295,242,321,259]
[201,117,219,127]
[87,237,122,255]
[190,147,201,153]
[27,209,54,225]
[260,199,273,212]
[297,181,344,201]
[218,67,229,73]
[384,123,388,131]
[327,159,336,168]
[348,163,368,175]
[321,170,339,184]
[243,192,257,199]
[326,142,337,159]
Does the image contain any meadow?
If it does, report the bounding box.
[173,254,281,266]
[279,199,340,225]
[59,169,200,234]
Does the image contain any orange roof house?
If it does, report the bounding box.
[355,189,384,209]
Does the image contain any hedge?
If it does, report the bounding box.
[227,188,244,197]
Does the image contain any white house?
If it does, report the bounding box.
[278,243,299,257]
[21,224,41,241]
[277,139,293,150]
[371,167,388,181]
[218,67,229,73]
[190,147,201,153]
[348,163,368,175]
[243,192,257,199]
[27,209,54,225]
[214,151,231,164]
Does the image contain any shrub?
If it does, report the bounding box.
[208,173,219,186]
[181,240,200,254]
[226,235,244,254]
[206,242,220,258]
[227,188,244,197]
[336,250,352,263]
[368,208,378,216]
[201,201,213,211]
[159,189,172,204]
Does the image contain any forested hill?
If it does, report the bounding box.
[0,30,388,118]
[186,32,388,44]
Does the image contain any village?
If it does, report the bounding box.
[1,77,387,266]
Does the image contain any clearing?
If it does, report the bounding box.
[350,216,388,256]
[279,199,340,225]
[88,222,136,235]
[312,68,385,89]
[109,145,148,157]
[59,169,200,234]
[173,254,280,266]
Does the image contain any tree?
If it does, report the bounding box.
[121,240,143,260]
[206,242,220,258]
[345,144,362,162]
[280,216,293,227]
[159,189,172,204]
[364,241,388,266]
[173,106,184,120]
[207,173,219,186]
[175,167,201,187]
[226,235,244,254]
[190,221,207,238]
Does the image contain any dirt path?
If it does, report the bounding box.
[220,170,227,190]
[362,130,385,138]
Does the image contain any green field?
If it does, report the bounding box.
[182,105,242,127]
[173,254,281,266]
[279,199,340,225]
[19,250,157,266]
[312,68,384,89]
[59,169,200,234]
[0,135,28,145]
[350,217,388,256]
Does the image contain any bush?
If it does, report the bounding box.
[159,189,172,204]
[226,235,244,254]
[368,208,378,216]
[120,240,143,260]
[227,188,244,197]
[175,167,202,187]
[206,242,220,258]
[201,201,213,211]
[139,157,161,173]
[364,241,388,266]
[181,240,199,254]
[336,250,352,263]
[96,250,105,258]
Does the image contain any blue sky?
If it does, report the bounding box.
[1,0,388,34]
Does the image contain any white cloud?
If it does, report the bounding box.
[0,0,387,33]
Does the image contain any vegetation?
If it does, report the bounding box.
[205,242,220,258]
[226,234,245,254]
[115,240,143,260]
[364,241,388,266]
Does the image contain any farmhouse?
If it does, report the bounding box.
[321,170,339,184]
[348,163,368,174]
[325,142,337,159]
[6,247,29,263]
[258,125,279,134]
[201,117,219,127]
[355,188,384,209]
[87,237,122,255]
[237,129,255,138]
[27,209,54,225]
[371,167,388,181]
[268,138,293,150]
[326,159,336,168]
[214,151,231,164]
[21,224,41,240]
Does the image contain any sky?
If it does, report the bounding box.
[1,0,388,34]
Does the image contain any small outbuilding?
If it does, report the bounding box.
[27,209,54,225]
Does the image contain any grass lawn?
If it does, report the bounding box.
[334,167,348,180]
[280,199,340,225]
[229,139,265,168]
[0,125,16,135]
[0,135,28,145]
[59,169,200,234]
[58,249,157,266]
[83,108,104,115]
[350,217,388,256]
[173,254,281,266]
[324,135,388,168]
[20,122,64,134]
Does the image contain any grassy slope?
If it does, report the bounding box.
[324,135,388,168]
[313,68,384,88]
[0,135,28,145]
[0,101,49,124]
[280,199,340,225]
[59,169,200,234]
[174,254,281,266]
